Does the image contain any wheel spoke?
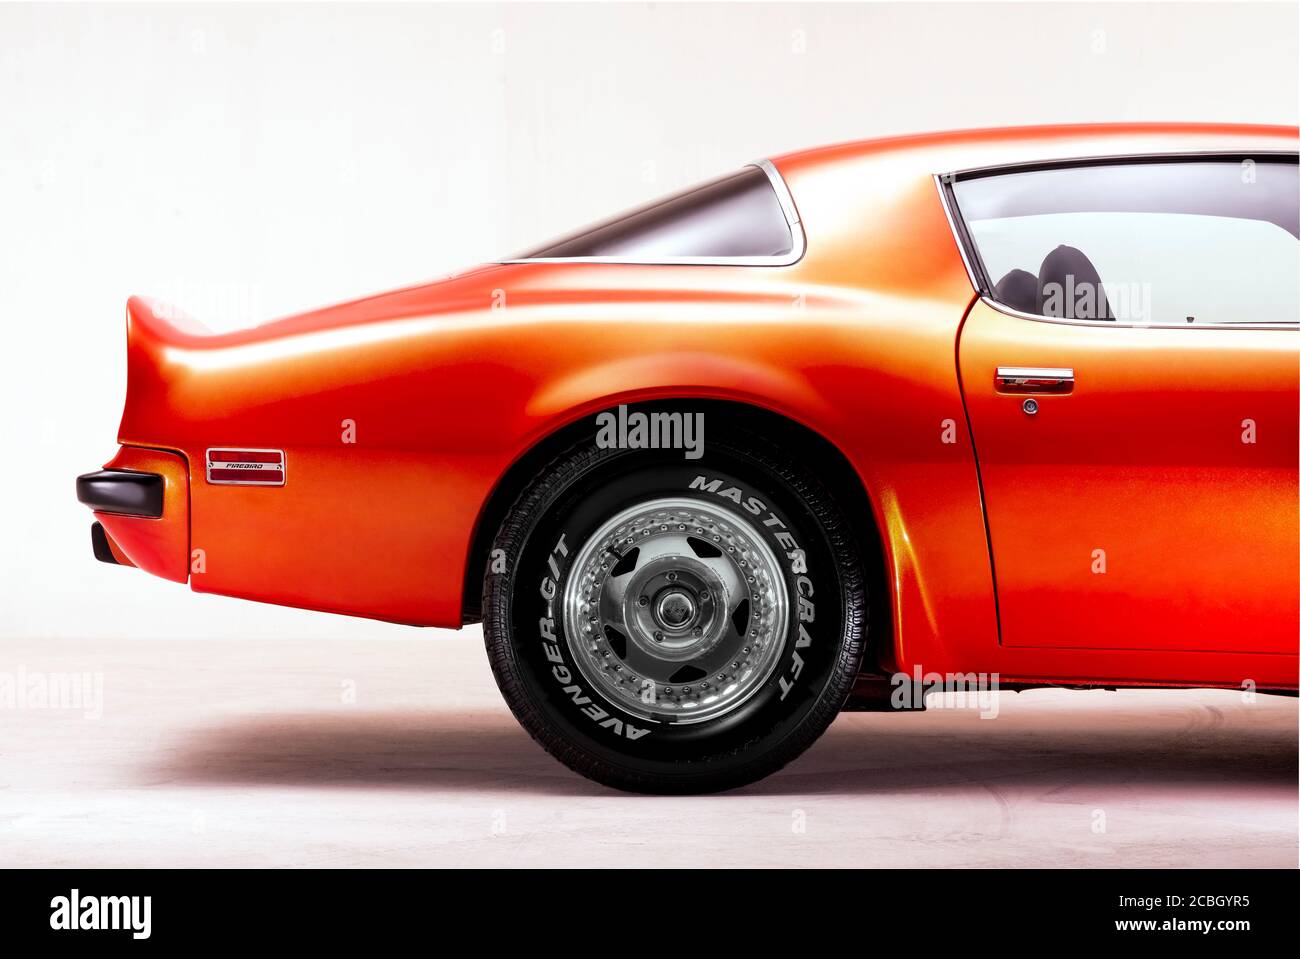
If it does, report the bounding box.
[696,554,745,602]
[694,623,750,675]
[602,557,631,611]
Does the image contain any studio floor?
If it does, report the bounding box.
[1,633,1295,868]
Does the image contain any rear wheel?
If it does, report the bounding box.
[483,426,865,793]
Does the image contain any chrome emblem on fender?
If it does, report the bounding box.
[206,448,286,486]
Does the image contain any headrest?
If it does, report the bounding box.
[993,269,1038,313]
[1036,245,1112,320]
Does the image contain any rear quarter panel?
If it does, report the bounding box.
[117,148,993,660]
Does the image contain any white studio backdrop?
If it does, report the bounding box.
[2,1,1296,641]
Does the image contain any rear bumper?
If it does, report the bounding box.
[76,469,164,518]
[76,447,190,583]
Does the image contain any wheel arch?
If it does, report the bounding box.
[460,397,894,675]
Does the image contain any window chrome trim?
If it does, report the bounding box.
[934,173,983,293]
[499,158,805,267]
[979,295,1299,332]
[949,149,1298,182]
[937,151,1300,330]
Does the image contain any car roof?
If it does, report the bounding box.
[771,122,1298,180]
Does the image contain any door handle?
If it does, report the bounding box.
[995,366,1074,394]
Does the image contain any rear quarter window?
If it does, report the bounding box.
[515,163,801,264]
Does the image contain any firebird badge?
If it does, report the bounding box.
[206,448,286,486]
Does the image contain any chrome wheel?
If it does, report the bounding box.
[562,497,789,724]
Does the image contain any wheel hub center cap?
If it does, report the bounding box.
[655,589,696,629]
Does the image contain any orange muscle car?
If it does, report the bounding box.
[77,124,1299,792]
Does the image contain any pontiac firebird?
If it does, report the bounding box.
[76,124,1299,793]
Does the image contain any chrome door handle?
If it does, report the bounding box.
[995,366,1074,394]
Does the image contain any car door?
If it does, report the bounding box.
[947,155,1299,653]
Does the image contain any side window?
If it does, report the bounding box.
[516,164,799,263]
[951,159,1299,326]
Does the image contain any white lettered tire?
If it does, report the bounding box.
[483,427,866,793]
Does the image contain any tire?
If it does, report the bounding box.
[482,421,866,794]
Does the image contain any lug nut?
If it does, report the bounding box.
[666,571,678,582]
[653,631,663,643]
[638,595,649,607]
